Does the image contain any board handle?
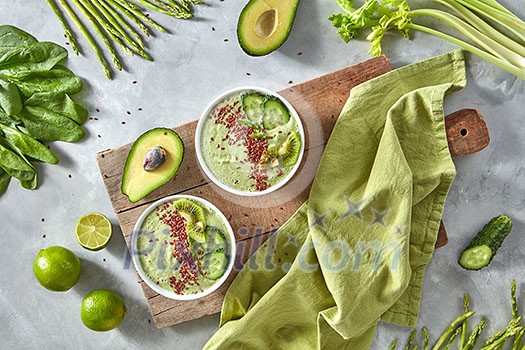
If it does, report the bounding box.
[437,109,489,248]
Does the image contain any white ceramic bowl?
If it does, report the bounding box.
[131,195,236,301]
[195,86,305,197]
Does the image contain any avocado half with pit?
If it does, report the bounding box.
[121,128,184,203]
[237,0,300,56]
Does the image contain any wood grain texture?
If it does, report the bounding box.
[96,57,489,328]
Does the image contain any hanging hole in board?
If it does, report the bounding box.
[460,128,468,136]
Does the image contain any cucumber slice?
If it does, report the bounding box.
[242,92,265,124]
[459,245,493,270]
[202,251,228,280]
[458,215,512,271]
[262,97,290,130]
[195,226,227,254]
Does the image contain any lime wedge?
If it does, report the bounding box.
[76,213,112,251]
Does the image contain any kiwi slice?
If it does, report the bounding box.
[268,132,301,167]
[173,199,207,243]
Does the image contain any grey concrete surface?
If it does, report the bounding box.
[0,0,524,349]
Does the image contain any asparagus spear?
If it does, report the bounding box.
[481,325,523,350]
[463,319,486,350]
[95,0,145,46]
[134,0,192,19]
[45,0,80,54]
[405,330,417,350]
[422,327,429,350]
[513,280,519,319]
[431,311,475,350]
[77,0,134,57]
[70,0,123,70]
[390,339,398,350]
[513,329,525,350]
[90,0,152,60]
[461,294,470,349]
[112,0,167,32]
[58,0,112,78]
[442,326,461,350]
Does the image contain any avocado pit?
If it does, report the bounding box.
[143,146,167,171]
[255,9,278,38]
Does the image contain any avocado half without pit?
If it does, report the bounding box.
[121,128,184,203]
[237,0,300,56]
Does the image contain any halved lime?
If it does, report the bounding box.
[76,213,112,251]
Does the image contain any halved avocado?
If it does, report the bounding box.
[121,128,184,203]
[237,0,300,56]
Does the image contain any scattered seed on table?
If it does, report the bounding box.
[298,52,303,56]
[126,111,131,115]
[288,80,293,84]
[42,234,46,238]
[41,218,45,222]
[65,42,70,46]
[138,108,143,111]
[97,134,101,138]
[96,108,100,112]
[224,38,229,42]
[246,72,251,76]
[132,80,137,84]
[121,121,126,125]
[212,27,216,31]
[68,174,72,178]
[103,258,106,262]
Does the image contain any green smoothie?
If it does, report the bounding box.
[200,90,302,192]
[137,198,231,296]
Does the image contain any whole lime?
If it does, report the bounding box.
[81,290,127,332]
[33,246,82,291]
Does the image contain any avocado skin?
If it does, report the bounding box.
[121,128,184,203]
[237,0,301,57]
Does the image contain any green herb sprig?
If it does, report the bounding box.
[329,0,525,80]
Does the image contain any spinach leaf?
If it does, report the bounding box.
[18,105,85,142]
[0,142,36,181]
[25,92,87,125]
[0,25,37,54]
[8,65,82,97]
[0,78,22,115]
[16,151,38,190]
[0,110,22,128]
[0,167,11,195]
[0,124,59,164]
[0,42,68,75]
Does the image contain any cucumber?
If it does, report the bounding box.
[242,92,265,124]
[202,251,228,280]
[262,97,290,130]
[196,226,227,254]
[458,215,513,270]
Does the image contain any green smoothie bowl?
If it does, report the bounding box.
[131,195,235,300]
[195,86,305,196]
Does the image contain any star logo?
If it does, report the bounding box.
[395,225,407,236]
[341,197,365,221]
[370,208,389,227]
[309,210,327,231]
[287,234,299,247]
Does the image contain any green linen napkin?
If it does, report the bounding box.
[204,50,466,349]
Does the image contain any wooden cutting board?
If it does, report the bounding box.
[96,56,489,328]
